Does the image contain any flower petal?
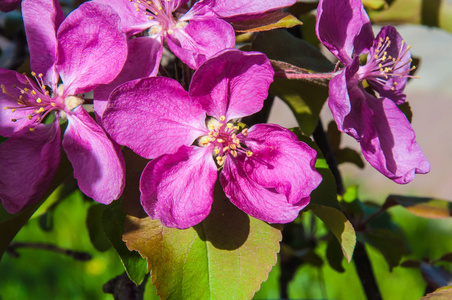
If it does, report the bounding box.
[316,0,372,64]
[22,0,64,87]
[360,95,430,183]
[140,145,217,229]
[241,124,322,204]
[0,0,21,12]
[189,49,274,120]
[0,70,35,137]
[103,77,207,159]
[328,59,361,140]
[92,0,153,36]
[166,18,235,69]
[221,154,308,224]
[202,0,296,21]
[0,121,61,214]
[93,36,162,119]
[63,107,125,204]
[56,2,128,95]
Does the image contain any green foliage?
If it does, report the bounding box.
[252,30,333,135]
[102,200,148,285]
[123,183,282,300]
[384,195,452,219]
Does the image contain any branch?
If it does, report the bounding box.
[7,242,92,261]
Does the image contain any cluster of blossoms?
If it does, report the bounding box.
[0,0,429,229]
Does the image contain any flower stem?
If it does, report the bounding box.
[274,71,337,80]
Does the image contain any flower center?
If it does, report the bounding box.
[130,0,187,35]
[1,72,83,131]
[358,36,417,91]
[198,116,253,166]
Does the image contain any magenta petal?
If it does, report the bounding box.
[103,77,207,159]
[360,96,430,184]
[0,0,21,12]
[140,146,217,229]
[22,0,64,87]
[242,124,322,204]
[0,121,61,214]
[0,70,35,136]
[316,0,372,64]
[221,154,307,224]
[63,107,125,204]
[92,0,152,36]
[56,2,127,95]
[206,0,296,21]
[167,18,235,69]
[189,49,274,120]
[93,37,162,119]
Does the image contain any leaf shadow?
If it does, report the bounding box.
[194,182,250,251]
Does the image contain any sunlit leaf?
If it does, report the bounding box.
[363,0,388,10]
[384,195,452,219]
[310,204,356,262]
[102,200,148,285]
[252,30,333,135]
[231,11,302,33]
[123,183,282,299]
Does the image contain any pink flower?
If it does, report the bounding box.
[316,0,430,183]
[0,0,128,213]
[93,0,296,69]
[102,49,322,229]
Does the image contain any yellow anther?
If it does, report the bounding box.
[158,6,163,10]
[136,8,140,11]
[378,63,383,68]
[31,71,36,76]
[226,123,233,129]
[223,146,229,152]
[36,107,45,113]
[36,98,42,103]
[231,150,237,158]
[374,55,379,59]
[375,49,380,53]
[394,82,398,86]
[31,90,36,95]
[216,156,225,166]
[246,150,253,157]
[148,16,154,20]
[11,109,16,113]
[38,73,43,78]
[29,128,34,131]
[234,126,240,130]
[11,118,17,122]
[216,138,225,143]
[241,128,249,136]
[28,115,32,120]
[51,102,56,107]
[134,3,138,7]
[220,116,226,121]
[209,124,215,130]
[230,144,237,150]
[2,107,7,110]
[214,148,220,155]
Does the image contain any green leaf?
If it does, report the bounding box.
[231,11,302,33]
[252,30,333,135]
[357,228,411,270]
[384,195,452,219]
[86,204,112,252]
[363,0,388,10]
[310,204,356,263]
[123,183,282,300]
[368,0,452,33]
[102,200,148,285]
[326,235,345,273]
